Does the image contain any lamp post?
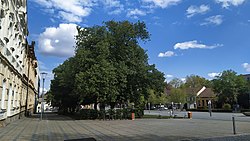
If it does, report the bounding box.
[249,92,250,109]
[148,102,150,113]
[40,72,47,120]
[171,102,174,116]
[208,100,212,117]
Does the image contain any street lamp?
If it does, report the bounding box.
[40,72,47,120]
[171,102,174,116]
[208,100,212,117]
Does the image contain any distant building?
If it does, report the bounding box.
[183,86,216,109]
[0,0,39,126]
[37,94,53,113]
[184,87,202,109]
[196,87,215,109]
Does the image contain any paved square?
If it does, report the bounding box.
[0,113,249,141]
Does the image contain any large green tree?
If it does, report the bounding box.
[49,57,79,112]
[49,20,165,111]
[183,75,211,89]
[212,70,248,108]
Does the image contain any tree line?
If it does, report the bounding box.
[165,71,250,109]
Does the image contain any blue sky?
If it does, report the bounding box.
[27,0,250,90]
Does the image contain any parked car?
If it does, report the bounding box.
[158,107,168,110]
[150,106,156,110]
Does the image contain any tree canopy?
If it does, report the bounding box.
[48,21,165,111]
[212,70,249,107]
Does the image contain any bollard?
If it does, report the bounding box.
[188,112,192,119]
[131,112,135,120]
[232,116,236,134]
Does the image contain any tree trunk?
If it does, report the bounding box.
[94,102,97,110]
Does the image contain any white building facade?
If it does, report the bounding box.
[0,0,39,126]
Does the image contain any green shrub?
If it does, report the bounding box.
[241,109,250,112]
[122,108,130,119]
[79,109,98,120]
[134,108,144,118]
[116,109,123,120]
[77,108,144,120]
[98,110,106,120]
[223,103,231,110]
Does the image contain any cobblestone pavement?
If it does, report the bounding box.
[0,113,250,141]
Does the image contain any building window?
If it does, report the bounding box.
[1,79,6,109]
[7,83,12,116]
[13,85,16,108]
[11,89,14,109]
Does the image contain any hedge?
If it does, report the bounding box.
[186,109,232,113]
[187,108,250,113]
[77,108,144,120]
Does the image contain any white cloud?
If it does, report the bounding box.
[186,5,210,18]
[32,0,53,8]
[201,15,223,26]
[208,72,221,78]
[38,23,78,57]
[102,0,124,15]
[31,0,96,23]
[142,0,182,8]
[127,9,147,18]
[58,11,83,23]
[38,61,49,71]
[108,8,123,15]
[165,74,173,78]
[174,40,223,50]
[158,51,175,57]
[181,78,186,82]
[102,0,122,8]
[242,63,250,72]
[215,0,245,8]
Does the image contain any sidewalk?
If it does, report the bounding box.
[0,113,249,141]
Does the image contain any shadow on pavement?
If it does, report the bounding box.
[29,112,75,121]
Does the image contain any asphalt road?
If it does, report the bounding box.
[144,110,250,122]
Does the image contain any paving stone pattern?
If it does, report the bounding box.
[0,113,249,141]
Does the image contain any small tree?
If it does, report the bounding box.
[168,88,186,104]
[169,78,183,88]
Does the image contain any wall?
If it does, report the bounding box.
[0,0,38,126]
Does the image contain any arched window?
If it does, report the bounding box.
[1,79,6,109]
